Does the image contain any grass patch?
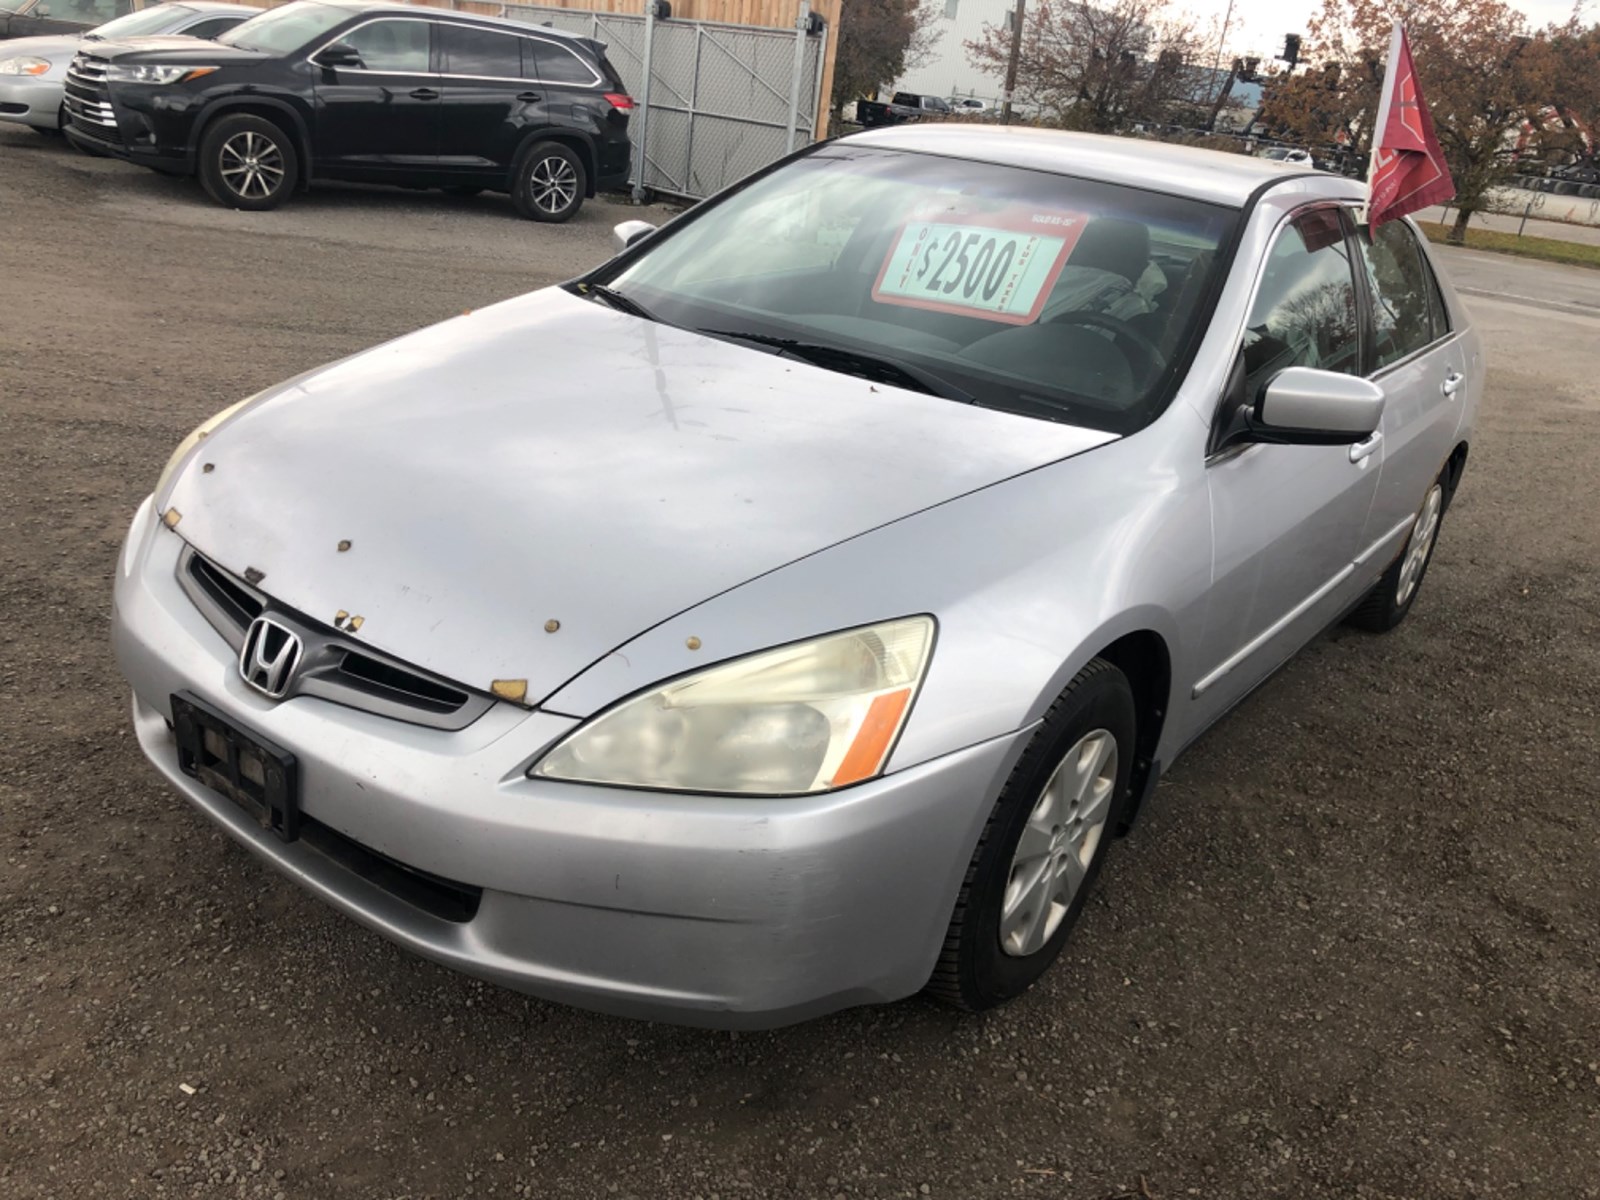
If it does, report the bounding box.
[1415,220,1600,270]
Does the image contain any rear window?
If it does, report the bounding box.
[522,36,597,85]
[603,145,1238,434]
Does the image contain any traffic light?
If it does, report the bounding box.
[1282,33,1301,66]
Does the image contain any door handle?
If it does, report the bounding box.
[409,87,440,101]
[1349,430,1382,464]
[1441,371,1464,397]
[517,91,542,102]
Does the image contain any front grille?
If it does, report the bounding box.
[177,547,495,731]
[64,54,119,138]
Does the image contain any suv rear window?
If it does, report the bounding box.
[523,36,596,85]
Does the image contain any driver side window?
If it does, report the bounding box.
[1241,207,1360,403]
[341,19,431,73]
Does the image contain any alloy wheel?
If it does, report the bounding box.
[528,154,578,216]
[999,728,1118,957]
[1395,483,1444,608]
[218,130,285,202]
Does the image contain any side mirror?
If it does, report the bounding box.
[612,220,656,253]
[1251,367,1384,445]
[316,42,362,68]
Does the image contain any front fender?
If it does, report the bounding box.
[540,413,1213,774]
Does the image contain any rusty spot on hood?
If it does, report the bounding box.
[337,540,351,552]
[685,636,702,651]
[161,509,182,529]
[544,619,560,633]
[243,567,265,585]
[202,463,215,474]
[491,679,528,703]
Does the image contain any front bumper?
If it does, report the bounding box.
[0,74,63,129]
[113,498,1027,1027]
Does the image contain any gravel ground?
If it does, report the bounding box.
[2,127,1598,1200]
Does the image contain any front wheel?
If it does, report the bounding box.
[926,658,1135,1012]
[198,114,298,211]
[1345,472,1447,633]
[512,141,585,223]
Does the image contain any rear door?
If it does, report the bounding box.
[435,21,542,178]
[311,16,441,176]
[1193,206,1380,717]
[1350,218,1465,564]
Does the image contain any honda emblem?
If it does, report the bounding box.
[239,616,303,699]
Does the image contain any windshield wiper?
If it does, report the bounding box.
[702,330,976,405]
[572,282,656,323]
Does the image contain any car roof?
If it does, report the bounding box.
[312,0,591,42]
[176,2,266,13]
[841,126,1360,208]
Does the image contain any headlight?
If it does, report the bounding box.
[154,395,255,507]
[0,57,50,76]
[106,63,217,84]
[533,617,936,796]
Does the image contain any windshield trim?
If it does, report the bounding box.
[585,142,1265,436]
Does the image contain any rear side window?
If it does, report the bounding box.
[440,23,525,79]
[523,37,597,85]
[1241,207,1361,400]
[341,19,430,73]
[1356,220,1438,369]
[183,17,242,39]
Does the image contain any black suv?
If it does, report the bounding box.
[62,0,633,221]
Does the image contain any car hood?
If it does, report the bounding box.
[85,34,265,63]
[165,288,1116,704]
[0,32,82,60]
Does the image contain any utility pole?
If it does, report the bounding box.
[1001,0,1026,125]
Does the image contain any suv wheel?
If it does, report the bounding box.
[926,658,1135,1012]
[513,141,585,223]
[199,114,298,211]
[1346,472,1447,633]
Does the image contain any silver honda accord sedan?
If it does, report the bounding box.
[112,127,1481,1027]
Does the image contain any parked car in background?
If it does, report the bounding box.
[1259,146,1313,166]
[856,90,951,128]
[64,0,633,220]
[949,96,988,115]
[0,1,254,133]
[0,0,167,41]
[114,127,1479,1028]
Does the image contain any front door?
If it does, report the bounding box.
[311,16,441,176]
[1193,206,1381,721]
[1351,219,1465,563]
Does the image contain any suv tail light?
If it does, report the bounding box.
[605,93,636,111]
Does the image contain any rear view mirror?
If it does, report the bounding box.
[612,220,656,253]
[316,42,362,68]
[1252,367,1384,445]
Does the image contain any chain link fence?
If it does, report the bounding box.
[422,0,828,201]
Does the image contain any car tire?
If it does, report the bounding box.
[442,185,483,197]
[1345,471,1448,633]
[926,658,1136,1012]
[198,114,298,212]
[512,140,585,223]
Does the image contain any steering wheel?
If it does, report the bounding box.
[1045,309,1166,390]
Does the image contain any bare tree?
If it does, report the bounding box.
[965,0,1220,131]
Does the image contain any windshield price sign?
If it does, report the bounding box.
[871,211,1087,324]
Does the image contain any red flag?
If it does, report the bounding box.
[1367,22,1455,228]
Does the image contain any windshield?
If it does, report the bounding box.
[601,145,1237,433]
[218,0,344,52]
[90,5,193,37]
[0,0,29,12]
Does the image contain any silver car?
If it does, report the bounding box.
[112,127,1481,1027]
[0,0,255,131]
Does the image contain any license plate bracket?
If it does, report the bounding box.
[171,691,299,842]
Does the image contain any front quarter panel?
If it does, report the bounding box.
[541,410,1214,775]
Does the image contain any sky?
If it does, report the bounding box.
[1211,0,1590,58]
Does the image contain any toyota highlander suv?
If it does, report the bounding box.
[62,0,633,220]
